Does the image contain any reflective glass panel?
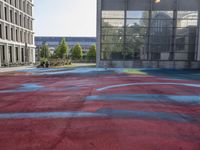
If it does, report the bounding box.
[175,11,198,61]
[101,35,124,43]
[102,27,124,35]
[126,27,148,36]
[102,11,124,19]
[101,43,124,60]
[102,19,124,27]
[126,19,149,27]
[127,11,149,19]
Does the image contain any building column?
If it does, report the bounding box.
[30,48,33,63]
[27,47,31,63]
[0,48,1,67]
[197,10,200,61]
[96,0,102,67]
[32,48,35,63]
[4,44,9,66]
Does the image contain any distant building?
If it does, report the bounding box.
[97,0,200,69]
[35,36,96,60]
[0,0,35,67]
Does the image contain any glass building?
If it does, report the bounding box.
[96,0,200,68]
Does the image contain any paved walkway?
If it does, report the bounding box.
[0,68,199,150]
[0,66,35,73]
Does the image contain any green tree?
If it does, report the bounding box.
[71,43,83,60]
[40,44,50,59]
[87,45,96,62]
[55,38,68,59]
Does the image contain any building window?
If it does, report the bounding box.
[5,26,8,40]
[0,24,2,39]
[20,14,22,26]
[10,9,13,23]
[16,47,19,61]
[27,18,30,29]
[0,4,2,19]
[100,7,199,62]
[2,46,5,61]
[19,0,22,10]
[15,0,17,7]
[11,27,13,40]
[101,11,150,60]
[23,1,25,12]
[175,11,198,61]
[21,48,24,62]
[20,30,23,42]
[101,11,125,60]
[4,7,7,21]
[126,11,149,60]
[24,32,27,43]
[149,11,174,60]
[16,29,18,41]
[15,12,18,25]
[24,16,26,28]
[9,46,12,63]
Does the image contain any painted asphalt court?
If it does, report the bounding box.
[0,67,199,150]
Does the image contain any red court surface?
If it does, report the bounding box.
[0,68,199,150]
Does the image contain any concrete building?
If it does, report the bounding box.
[0,0,35,67]
[35,36,96,61]
[97,0,200,69]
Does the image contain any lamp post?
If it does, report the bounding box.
[154,0,161,3]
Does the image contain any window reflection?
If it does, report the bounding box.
[175,11,198,61]
[102,19,124,27]
[101,43,124,60]
[125,11,149,60]
[100,10,199,61]
[150,11,173,60]
[127,11,149,19]
[102,27,124,35]
[102,11,124,19]
[101,11,125,60]
[101,35,124,43]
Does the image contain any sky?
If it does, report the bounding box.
[34,0,97,37]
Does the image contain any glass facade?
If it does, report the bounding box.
[175,11,198,61]
[100,9,199,61]
[101,11,125,60]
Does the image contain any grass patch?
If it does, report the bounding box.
[52,63,96,69]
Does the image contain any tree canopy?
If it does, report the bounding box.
[55,38,68,59]
[40,44,51,59]
[87,45,96,62]
[71,43,83,60]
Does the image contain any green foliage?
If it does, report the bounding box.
[40,44,51,59]
[55,38,68,59]
[87,45,96,62]
[40,57,48,67]
[71,43,83,60]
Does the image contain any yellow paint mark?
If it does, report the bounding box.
[123,69,147,75]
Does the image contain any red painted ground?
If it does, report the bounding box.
[0,69,199,150]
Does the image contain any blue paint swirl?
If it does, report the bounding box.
[86,94,200,105]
